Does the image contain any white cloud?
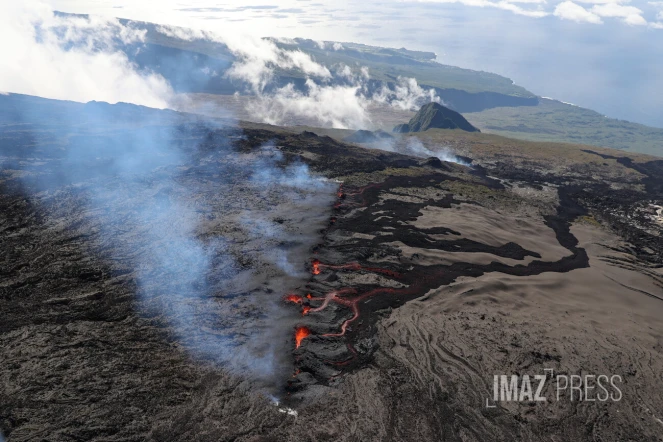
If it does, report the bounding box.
[373,77,442,111]
[554,1,604,23]
[0,2,172,108]
[0,2,173,108]
[156,23,443,129]
[504,0,548,3]
[0,4,437,131]
[590,3,647,25]
[312,41,345,51]
[407,0,663,25]
[574,0,630,4]
[246,80,371,129]
[243,67,441,129]
[650,2,663,22]
[495,1,550,17]
[157,24,331,93]
[408,0,549,17]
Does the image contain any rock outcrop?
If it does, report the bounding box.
[393,102,480,133]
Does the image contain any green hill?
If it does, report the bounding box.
[465,99,663,156]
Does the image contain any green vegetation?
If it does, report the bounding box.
[576,215,603,227]
[464,99,663,156]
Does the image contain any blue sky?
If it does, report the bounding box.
[49,0,663,127]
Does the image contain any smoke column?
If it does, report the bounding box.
[0,4,336,388]
[405,136,470,165]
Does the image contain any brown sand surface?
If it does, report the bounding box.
[374,221,663,438]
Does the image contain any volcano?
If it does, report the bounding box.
[1,94,663,441]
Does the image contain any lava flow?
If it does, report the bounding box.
[284,294,311,315]
[333,182,383,209]
[311,261,402,279]
[311,259,321,275]
[295,327,311,349]
[305,287,400,337]
[284,294,303,304]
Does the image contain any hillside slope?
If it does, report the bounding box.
[465,98,663,156]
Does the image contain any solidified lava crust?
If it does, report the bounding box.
[287,173,591,392]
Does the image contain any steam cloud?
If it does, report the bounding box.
[157,25,441,129]
[0,3,172,107]
[245,81,372,129]
[1,3,440,130]
[1,2,336,387]
[0,3,451,388]
[403,137,470,165]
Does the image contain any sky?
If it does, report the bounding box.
[33,0,663,127]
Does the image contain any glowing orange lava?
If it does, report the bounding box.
[295,327,311,349]
[284,294,303,304]
[312,259,321,275]
[302,305,311,315]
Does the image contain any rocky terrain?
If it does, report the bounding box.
[1,94,662,441]
[393,102,480,133]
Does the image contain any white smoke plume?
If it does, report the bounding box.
[0,2,341,386]
[241,67,440,129]
[244,69,440,129]
[246,80,372,129]
[373,76,443,111]
[404,137,471,166]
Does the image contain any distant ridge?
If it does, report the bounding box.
[393,102,480,133]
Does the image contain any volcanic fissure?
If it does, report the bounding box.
[283,173,589,395]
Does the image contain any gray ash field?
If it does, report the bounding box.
[1,94,663,441]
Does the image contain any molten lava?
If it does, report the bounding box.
[302,305,311,315]
[284,294,303,304]
[295,327,311,349]
[309,260,402,278]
